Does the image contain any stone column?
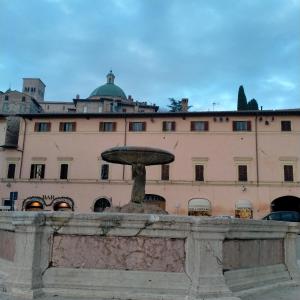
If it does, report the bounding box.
[284,225,300,283]
[131,163,146,204]
[10,212,46,299]
[186,229,241,300]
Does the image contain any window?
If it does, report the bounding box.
[59,122,76,132]
[7,164,16,179]
[101,164,109,180]
[34,122,51,132]
[284,165,294,182]
[281,121,291,132]
[162,121,176,132]
[238,165,248,181]
[191,121,209,131]
[22,96,26,102]
[195,165,204,181]
[233,121,251,131]
[60,164,68,179]
[4,95,9,101]
[2,103,9,112]
[83,106,87,113]
[30,164,45,179]
[129,122,146,132]
[99,122,117,132]
[161,165,169,180]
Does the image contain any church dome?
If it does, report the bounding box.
[89,71,127,99]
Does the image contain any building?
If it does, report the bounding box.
[40,71,158,113]
[0,109,299,217]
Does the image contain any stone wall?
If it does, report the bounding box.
[0,212,299,300]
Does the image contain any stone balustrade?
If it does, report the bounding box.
[0,212,299,300]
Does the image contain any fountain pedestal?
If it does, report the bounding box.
[101,146,175,213]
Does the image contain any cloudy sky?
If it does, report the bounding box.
[0,0,299,111]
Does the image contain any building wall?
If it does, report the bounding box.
[0,113,299,217]
[0,91,42,114]
[40,102,76,112]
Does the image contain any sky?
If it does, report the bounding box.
[0,0,299,111]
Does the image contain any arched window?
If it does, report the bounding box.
[188,198,211,216]
[94,198,111,212]
[23,197,45,211]
[52,197,74,211]
[144,194,166,210]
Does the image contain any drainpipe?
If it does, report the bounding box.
[122,116,127,180]
[19,117,27,179]
[255,114,259,186]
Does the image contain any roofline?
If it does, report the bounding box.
[17,109,300,119]
[23,78,46,87]
[42,101,74,104]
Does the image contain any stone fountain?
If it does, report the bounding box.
[101,146,174,213]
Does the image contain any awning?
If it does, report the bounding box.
[188,198,211,211]
[235,199,252,210]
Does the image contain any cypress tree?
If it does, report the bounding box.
[237,85,248,111]
[247,98,259,110]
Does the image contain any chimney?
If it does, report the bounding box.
[128,95,133,101]
[76,94,80,99]
[181,98,189,112]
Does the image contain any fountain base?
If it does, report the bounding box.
[105,202,168,214]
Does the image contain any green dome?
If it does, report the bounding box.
[89,83,127,99]
[89,71,127,99]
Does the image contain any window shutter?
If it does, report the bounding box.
[232,121,237,131]
[59,122,64,132]
[112,122,117,132]
[34,123,39,132]
[284,165,293,182]
[47,123,51,132]
[238,165,247,181]
[72,122,77,131]
[162,121,167,131]
[41,165,45,179]
[247,121,251,131]
[99,122,104,131]
[161,165,169,180]
[191,121,195,131]
[195,165,204,181]
[204,121,209,131]
[30,165,34,179]
[129,122,133,131]
[172,122,176,131]
[142,122,146,131]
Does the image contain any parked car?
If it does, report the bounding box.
[262,211,300,222]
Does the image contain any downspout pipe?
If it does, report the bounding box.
[255,114,259,186]
[19,117,27,179]
[122,116,127,180]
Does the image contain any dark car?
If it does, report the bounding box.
[262,211,300,222]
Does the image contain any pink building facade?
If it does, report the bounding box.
[0,110,299,218]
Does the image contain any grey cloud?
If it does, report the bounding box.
[0,0,299,110]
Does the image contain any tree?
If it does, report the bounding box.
[237,85,248,111]
[167,98,192,112]
[168,98,182,112]
[247,98,259,110]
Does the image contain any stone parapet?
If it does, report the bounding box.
[0,212,299,299]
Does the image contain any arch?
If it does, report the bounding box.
[235,199,253,219]
[52,197,74,211]
[188,198,211,216]
[271,195,300,212]
[144,194,166,210]
[93,197,111,212]
[22,197,45,211]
